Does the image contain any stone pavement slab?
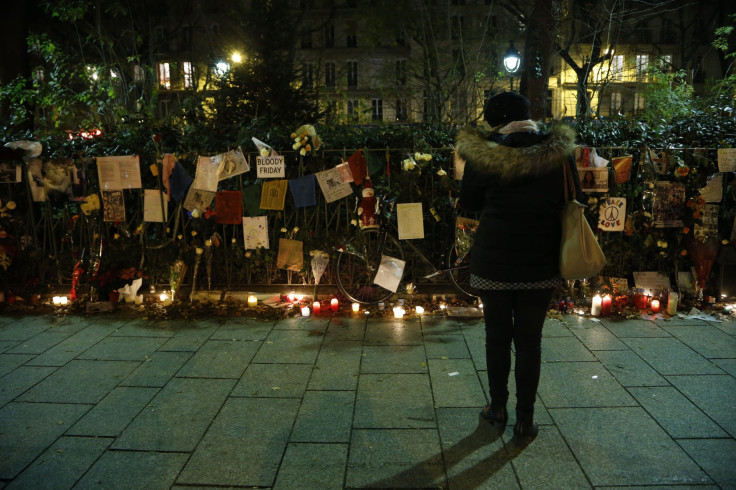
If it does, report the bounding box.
[0,311,733,489]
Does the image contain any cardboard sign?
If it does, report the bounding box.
[257,155,285,178]
[598,197,626,232]
[242,216,269,249]
[277,238,304,271]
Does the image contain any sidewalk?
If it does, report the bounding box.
[0,309,734,489]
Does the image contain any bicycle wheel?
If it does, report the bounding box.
[336,229,405,304]
[446,241,478,298]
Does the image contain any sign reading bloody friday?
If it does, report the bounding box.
[598,197,626,232]
[257,155,285,178]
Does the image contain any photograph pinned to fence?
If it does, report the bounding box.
[578,166,609,193]
[102,190,125,222]
[143,189,168,223]
[373,255,406,293]
[243,216,269,250]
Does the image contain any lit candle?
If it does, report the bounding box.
[352,302,360,312]
[59,296,68,305]
[591,294,602,316]
[135,295,143,305]
[650,299,661,313]
[393,306,405,318]
[248,295,258,307]
[287,291,296,302]
[667,292,678,315]
[415,305,425,314]
[312,301,321,314]
[53,296,61,305]
[601,295,612,316]
[296,294,305,301]
[160,293,172,306]
[330,298,339,311]
[301,306,310,317]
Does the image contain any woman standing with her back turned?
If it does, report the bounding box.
[455,92,579,445]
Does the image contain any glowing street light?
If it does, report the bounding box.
[503,42,521,90]
[215,61,230,77]
[231,51,243,63]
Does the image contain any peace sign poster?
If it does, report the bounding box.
[598,197,626,232]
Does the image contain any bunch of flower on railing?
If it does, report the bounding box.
[291,124,322,156]
[454,218,478,266]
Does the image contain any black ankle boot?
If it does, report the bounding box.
[480,404,508,430]
[513,411,538,445]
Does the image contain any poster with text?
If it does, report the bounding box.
[242,216,269,250]
[101,190,125,222]
[96,156,142,190]
[653,181,685,228]
[598,197,626,232]
[693,204,719,239]
[397,203,425,240]
[143,189,168,222]
[315,168,353,203]
[717,148,736,172]
[256,155,285,178]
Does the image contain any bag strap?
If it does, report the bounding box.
[563,158,576,203]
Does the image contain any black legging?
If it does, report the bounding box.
[478,288,554,417]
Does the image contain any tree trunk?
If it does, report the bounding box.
[520,0,555,120]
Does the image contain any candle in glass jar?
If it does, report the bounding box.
[312,301,321,314]
[247,295,258,307]
[301,306,310,317]
[352,302,360,312]
[667,292,678,315]
[330,298,339,311]
[393,306,405,318]
[591,294,602,316]
[53,296,62,305]
[601,295,612,316]
[650,299,661,313]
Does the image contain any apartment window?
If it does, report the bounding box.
[346,21,357,48]
[634,93,645,113]
[371,98,383,121]
[324,24,335,48]
[302,63,314,89]
[33,68,44,83]
[325,62,336,88]
[347,99,359,122]
[611,55,624,81]
[611,92,622,113]
[133,64,145,82]
[396,59,407,85]
[347,60,358,88]
[451,15,464,41]
[658,54,673,72]
[301,31,312,49]
[158,62,171,89]
[183,61,194,89]
[395,99,408,122]
[635,54,648,81]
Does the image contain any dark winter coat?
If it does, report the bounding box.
[456,123,578,283]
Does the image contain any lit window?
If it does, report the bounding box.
[183,61,194,89]
[635,54,648,80]
[347,60,358,88]
[658,54,672,72]
[371,98,383,121]
[611,55,624,81]
[158,62,171,89]
[611,92,622,112]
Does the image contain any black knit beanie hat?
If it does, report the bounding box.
[483,91,531,127]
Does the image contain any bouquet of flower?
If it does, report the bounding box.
[291,124,322,156]
[455,218,478,266]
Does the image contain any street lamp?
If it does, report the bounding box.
[231,51,243,63]
[503,42,521,90]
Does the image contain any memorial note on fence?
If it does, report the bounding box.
[96,156,142,190]
[192,156,219,192]
[257,155,285,178]
[102,190,125,221]
[397,203,425,239]
[598,197,626,232]
[260,179,288,210]
[243,216,269,249]
[718,148,736,172]
[183,187,215,213]
[277,238,303,271]
[315,168,353,203]
[143,189,168,223]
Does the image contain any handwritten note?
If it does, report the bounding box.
[143,189,168,223]
[397,203,425,240]
[96,156,142,190]
[718,148,736,172]
[192,156,219,192]
[243,216,269,250]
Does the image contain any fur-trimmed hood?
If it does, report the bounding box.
[455,123,576,181]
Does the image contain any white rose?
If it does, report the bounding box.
[436,169,447,176]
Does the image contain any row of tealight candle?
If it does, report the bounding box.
[590,291,678,316]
